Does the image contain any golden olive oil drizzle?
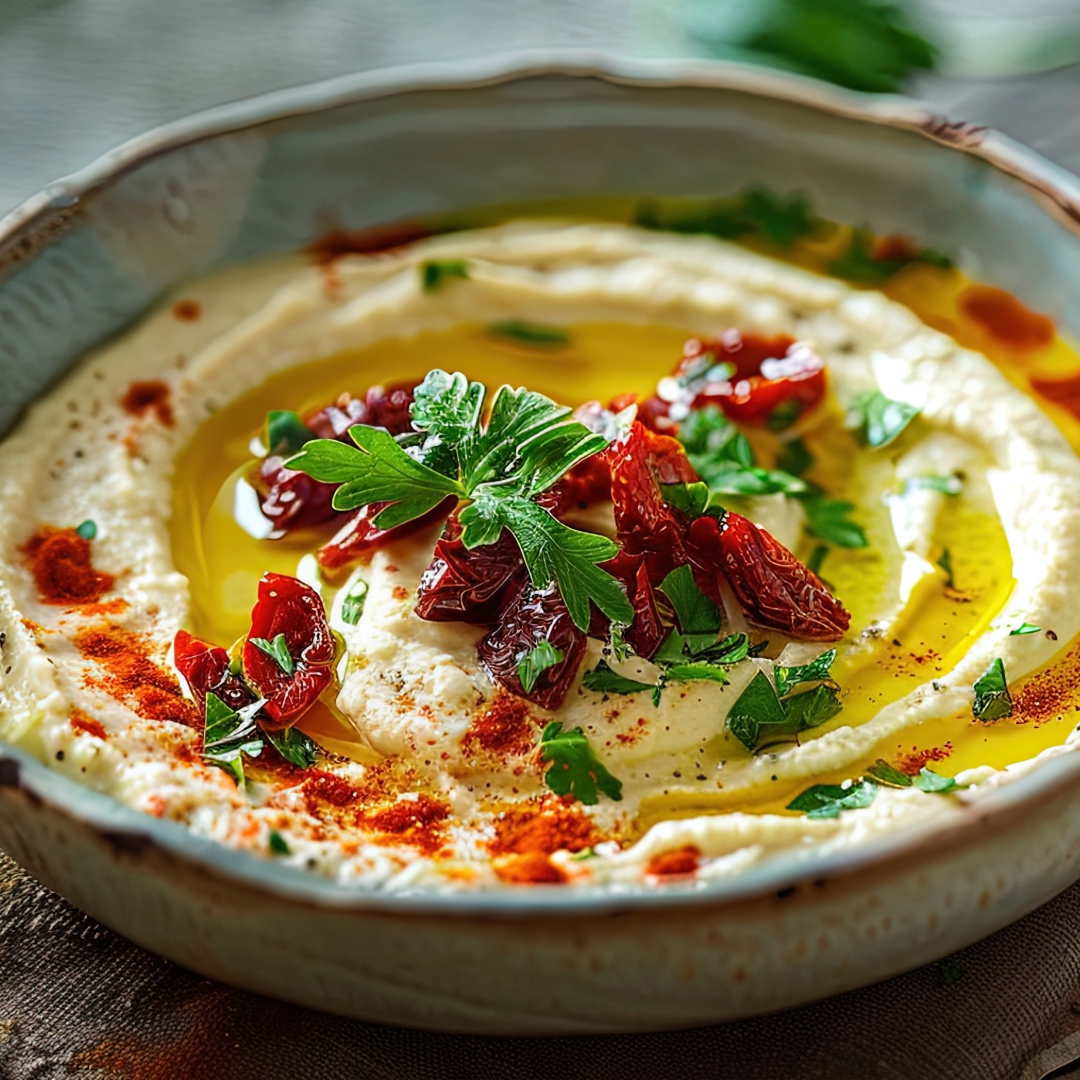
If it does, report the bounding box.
[169,210,1080,823]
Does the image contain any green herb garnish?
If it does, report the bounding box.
[266,726,319,769]
[774,649,836,698]
[726,670,788,751]
[420,259,469,292]
[659,564,722,641]
[76,519,97,541]
[637,188,815,248]
[846,390,921,449]
[202,692,264,787]
[487,320,570,347]
[973,657,1012,722]
[865,758,913,788]
[582,660,655,696]
[539,722,623,805]
[1010,623,1041,636]
[266,410,316,456]
[290,370,632,631]
[799,496,868,549]
[806,544,829,576]
[786,780,877,819]
[268,830,290,856]
[776,436,814,477]
[251,633,295,676]
[901,474,962,496]
[340,579,369,626]
[517,640,565,694]
[937,547,954,587]
[829,229,951,284]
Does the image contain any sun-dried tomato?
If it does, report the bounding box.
[594,552,666,658]
[606,421,696,575]
[173,630,256,712]
[258,457,340,537]
[640,332,826,430]
[243,574,336,725]
[414,512,524,623]
[259,382,419,540]
[316,497,455,571]
[542,454,612,517]
[477,581,587,711]
[686,512,849,641]
[306,383,417,439]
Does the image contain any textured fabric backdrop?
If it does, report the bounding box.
[5,3,1080,1078]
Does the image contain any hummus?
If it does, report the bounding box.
[3,220,1080,892]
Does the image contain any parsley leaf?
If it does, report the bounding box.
[660,480,711,519]
[582,660,655,696]
[663,661,733,687]
[782,684,842,730]
[266,726,319,769]
[659,564,722,638]
[1010,622,1041,636]
[202,692,264,787]
[76,519,97,541]
[251,633,295,676]
[846,391,921,449]
[829,229,951,284]
[786,780,877,819]
[539,722,623,805]
[420,259,469,292]
[266,410,316,456]
[289,426,461,527]
[937,547,954,587]
[865,758,913,788]
[517,640,565,694]
[973,657,1013,722]
[799,495,867,549]
[488,320,570,348]
[726,671,787,751]
[683,0,935,94]
[637,188,815,248]
[806,544,829,576]
[902,474,962,496]
[913,768,961,794]
[291,370,630,630]
[774,649,836,698]
[340,579,369,626]
[776,436,814,478]
[268,830,290,856]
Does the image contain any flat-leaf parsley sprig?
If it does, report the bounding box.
[288,369,634,631]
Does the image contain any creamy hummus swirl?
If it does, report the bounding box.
[1,222,1079,890]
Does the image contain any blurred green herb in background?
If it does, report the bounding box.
[680,0,936,92]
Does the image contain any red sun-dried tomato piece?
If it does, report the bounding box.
[477,581,587,711]
[415,512,524,624]
[243,573,336,725]
[316,496,455,571]
[541,454,613,517]
[306,382,417,439]
[593,552,667,659]
[173,630,256,713]
[639,332,826,431]
[686,512,849,641]
[258,457,340,537]
[607,421,697,575]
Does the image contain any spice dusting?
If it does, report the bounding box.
[21,527,115,605]
[74,623,199,727]
[121,380,174,427]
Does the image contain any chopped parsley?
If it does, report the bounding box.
[340,579,369,626]
[774,649,837,698]
[290,370,632,631]
[806,544,829,576]
[776,436,814,478]
[637,188,815,248]
[201,692,265,787]
[866,759,963,793]
[901,474,962,496]
[265,726,319,769]
[420,259,469,292]
[846,390,921,449]
[266,410,316,456]
[786,780,877,819]
[659,564,722,642]
[251,633,295,676]
[973,657,1013,722]
[799,495,868,550]
[828,229,951,285]
[582,660,655,696]
[487,320,570,347]
[268,830,290,856]
[937,547,954,587]
[1010,623,1041,636]
[76,519,97,541]
[539,722,623,805]
[517,640,565,694]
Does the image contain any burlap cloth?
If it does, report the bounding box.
[3,849,1080,1080]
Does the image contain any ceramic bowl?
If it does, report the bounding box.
[4,53,1080,1035]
